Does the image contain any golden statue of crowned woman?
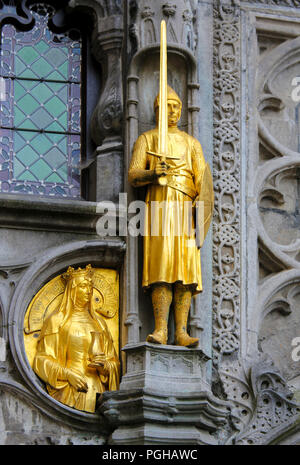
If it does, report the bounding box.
[24,265,120,413]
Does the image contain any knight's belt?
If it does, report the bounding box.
[154,174,197,200]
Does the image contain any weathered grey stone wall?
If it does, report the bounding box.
[1,0,300,445]
[214,0,300,445]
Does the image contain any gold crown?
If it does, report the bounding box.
[62,264,93,282]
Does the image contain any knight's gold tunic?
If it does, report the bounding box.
[129,126,206,294]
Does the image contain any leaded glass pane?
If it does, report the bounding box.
[0,6,82,199]
[0,129,80,197]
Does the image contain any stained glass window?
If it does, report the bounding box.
[0,4,82,198]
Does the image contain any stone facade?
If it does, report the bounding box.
[0,0,300,445]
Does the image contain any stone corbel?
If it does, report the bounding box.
[89,13,123,150]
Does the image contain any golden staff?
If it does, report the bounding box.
[147,20,180,186]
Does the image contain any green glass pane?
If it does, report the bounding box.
[15,56,26,76]
[50,82,66,93]
[13,158,25,178]
[18,120,37,130]
[30,159,53,179]
[30,134,53,154]
[44,121,63,132]
[46,70,66,81]
[45,48,67,68]
[18,170,38,181]
[32,83,53,102]
[37,135,56,153]
[19,131,36,142]
[17,68,38,79]
[57,137,67,152]
[17,94,39,113]
[51,133,65,144]
[55,84,68,103]
[17,46,39,65]
[15,132,27,151]
[45,172,66,183]
[58,61,68,79]
[14,81,70,130]
[57,165,68,181]
[15,80,33,100]
[16,145,39,167]
[31,57,53,77]
[31,108,53,128]
[46,96,66,117]
[58,112,68,128]
[14,108,26,127]
[44,147,66,169]
[35,40,49,55]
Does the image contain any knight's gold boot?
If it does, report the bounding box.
[174,283,199,348]
[146,284,172,345]
[146,326,167,345]
[174,331,199,348]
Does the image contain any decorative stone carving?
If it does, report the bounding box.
[101,387,231,445]
[212,0,241,362]
[244,0,300,6]
[0,0,33,27]
[129,0,197,53]
[220,356,299,445]
[236,4,300,445]
[259,282,300,387]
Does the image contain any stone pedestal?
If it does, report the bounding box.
[120,342,211,393]
[100,343,230,445]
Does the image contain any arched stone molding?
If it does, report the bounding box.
[251,156,300,270]
[127,44,199,139]
[0,262,32,342]
[257,36,300,160]
[247,269,300,348]
[5,238,125,431]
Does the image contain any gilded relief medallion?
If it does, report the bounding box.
[24,265,120,413]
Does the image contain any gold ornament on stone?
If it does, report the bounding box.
[24,265,120,413]
[128,21,214,348]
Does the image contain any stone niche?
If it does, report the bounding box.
[137,51,188,134]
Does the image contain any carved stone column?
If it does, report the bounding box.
[68,0,124,202]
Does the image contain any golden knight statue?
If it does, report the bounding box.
[32,264,120,413]
[128,21,214,348]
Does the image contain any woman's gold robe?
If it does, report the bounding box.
[33,306,119,413]
[128,126,206,294]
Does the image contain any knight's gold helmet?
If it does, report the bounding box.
[154,85,182,111]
